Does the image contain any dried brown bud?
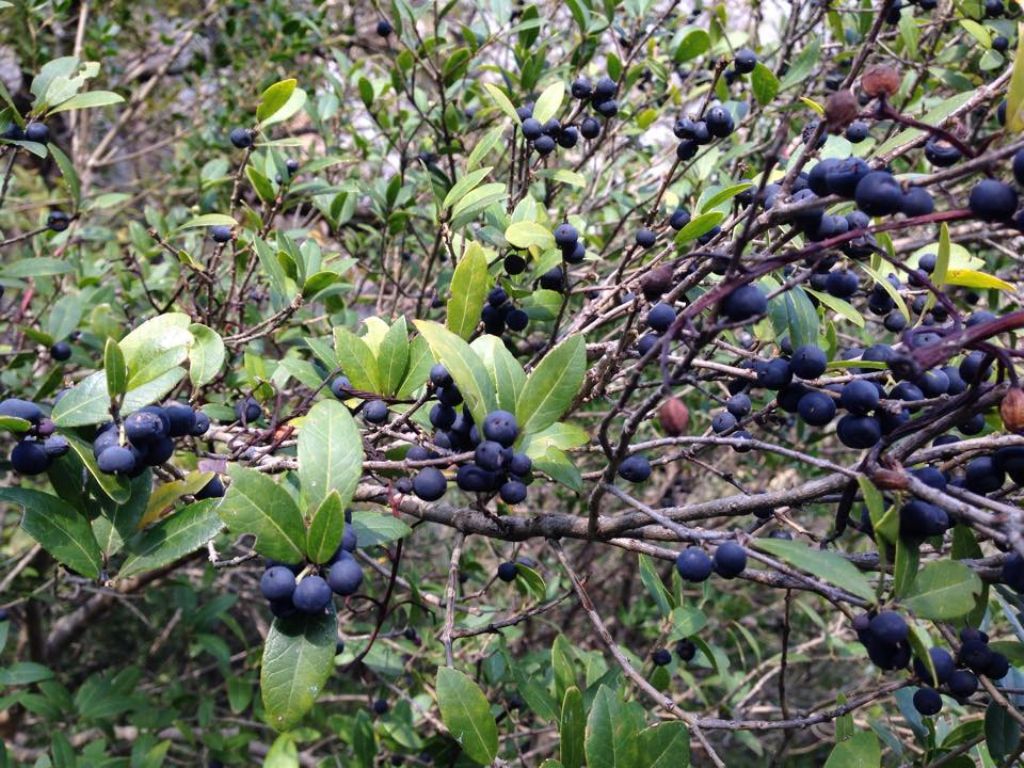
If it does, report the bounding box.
[1000,387,1024,433]
[825,90,859,132]
[861,65,901,99]
[642,264,674,300]
[871,468,908,491]
[659,396,690,436]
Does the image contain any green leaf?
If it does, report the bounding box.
[264,733,299,768]
[511,662,558,721]
[560,687,585,768]
[298,399,363,516]
[0,662,54,686]
[766,281,819,348]
[414,320,497,426]
[118,312,193,369]
[986,702,1021,762]
[45,294,83,344]
[483,83,519,121]
[64,432,130,504]
[824,731,880,768]
[257,79,298,123]
[334,327,382,393]
[247,165,276,203]
[516,335,585,436]
[119,499,223,579]
[674,211,725,244]
[377,317,411,396]
[505,221,554,250]
[104,338,127,398]
[1,258,73,278]
[48,143,81,211]
[218,466,306,564]
[532,81,565,124]
[51,370,110,426]
[753,539,875,602]
[259,88,307,128]
[584,686,640,768]
[436,667,499,765]
[188,323,226,388]
[751,62,779,105]
[1009,31,1024,132]
[350,510,412,547]
[450,183,507,229]
[307,491,345,565]
[893,537,920,598]
[944,269,1015,291]
[47,90,124,115]
[442,166,492,210]
[261,608,336,731]
[180,213,237,229]
[638,554,674,617]
[1,488,101,578]
[902,559,983,620]
[804,288,866,328]
[779,37,821,91]
[447,244,492,340]
[470,334,526,413]
[531,447,583,491]
[702,182,754,213]
[640,722,690,768]
[674,28,710,62]
[92,471,152,557]
[138,470,214,529]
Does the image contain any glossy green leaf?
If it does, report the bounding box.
[447,244,492,340]
[307,491,345,565]
[1,488,101,578]
[414,320,497,426]
[259,87,307,128]
[560,687,585,768]
[824,731,880,768]
[349,510,412,547]
[674,211,724,244]
[436,666,499,765]
[188,323,226,388]
[257,79,297,123]
[64,432,130,504]
[442,166,492,210]
[903,559,983,620]
[48,90,123,115]
[516,335,585,436]
[48,142,81,210]
[180,213,237,229]
[751,62,779,105]
[104,338,127,398]
[298,398,363,515]
[218,465,306,564]
[754,538,875,602]
[471,334,526,413]
[92,471,153,557]
[505,221,554,250]
[261,608,336,731]
[377,317,410,396]
[584,686,639,768]
[532,81,565,124]
[483,82,519,121]
[334,327,382,393]
[119,499,223,578]
[640,722,690,768]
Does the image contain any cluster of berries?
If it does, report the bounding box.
[480,287,528,336]
[92,403,211,478]
[260,525,363,617]
[4,399,69,475]
[402,365,533,505]
[854,611,1008,716]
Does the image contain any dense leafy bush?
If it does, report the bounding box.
[3,0,1024,765]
